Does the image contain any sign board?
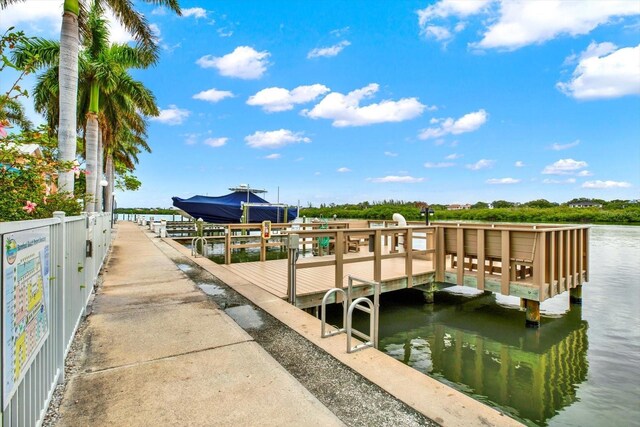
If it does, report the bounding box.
[2,227,50,408]
[262,221,272,239]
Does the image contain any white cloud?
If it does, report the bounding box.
[307,41,351,59]
[151,7,167,16]
[550,140,580,150]
[247,84,330,112]
[514,161,525,167]
[424,162,455,168]
[203,137,228,148]
[330,27,350,37]
[543,178,577,184]
[445,153,463,160]
[1,1,62,34]
[193,88,234,103]
[151,105,190,125]
[582,180,631,189]
[182,7,207,19]
[303,83,425,127]
[384,151,398,157]
[424,25,452,42]
[475,1,640,50]
[466,159,495,170]
[184,133,198,145]
[542,158,588,175]
[265,153,281,160]
[245,129,310,149]
[577,170,593,177]
[486,177,520,184]
[557,43,640,100]
[419,109,488,139]
[370,176,424,183]
[197,46,270,79]
[337,167,351,173]
[418,1,640,50]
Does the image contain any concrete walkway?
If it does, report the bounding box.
[56,222,343,426]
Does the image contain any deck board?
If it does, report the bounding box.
[221,254,434,304]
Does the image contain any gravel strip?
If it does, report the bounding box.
[169,252,439,427]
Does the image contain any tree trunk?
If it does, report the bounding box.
[85,113,98,212]
[105,155,114,213]
[57,4,80,194]
[96,128,104,212]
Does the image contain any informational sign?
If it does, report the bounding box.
[262,220,272,239]
[2,227,50,408]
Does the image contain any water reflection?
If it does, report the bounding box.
[376,291,589,426]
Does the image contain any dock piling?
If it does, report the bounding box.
[524,299,540,328]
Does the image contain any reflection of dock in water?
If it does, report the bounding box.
[378,291,589,425]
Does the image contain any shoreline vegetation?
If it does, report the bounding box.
[116,198,640,225]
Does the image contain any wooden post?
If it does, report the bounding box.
[549,231,556,298]
[374,229,382,282]
[557,230,564,294]
[435,227,445,282]
[225,226,231,265]
[584,228,590,282]
[477,229,485,291]
[405,228,413,286]
[578,228,584,285]
[456,228,464,285]
[533,232,546,301]
[260,233,266,262]
[422,282,435,303]
[570,285,583,305]
[335,230,344,289]
[501,230,510,295]
[564,230,571,292]
[524,299,540,328]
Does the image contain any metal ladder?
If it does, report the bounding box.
[320,275,380,353]
[191,236,209,257]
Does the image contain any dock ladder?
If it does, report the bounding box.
[191,236,210,257]
[320,275,380,353]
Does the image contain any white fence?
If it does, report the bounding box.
[0,212,112,427]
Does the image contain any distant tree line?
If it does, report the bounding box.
[299,198,640,224]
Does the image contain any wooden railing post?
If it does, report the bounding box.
[335,230,344,288]
[456,228,464,285]
[225,225,231,265]
[564,230,571,293]
[477,229,485,291]
[435,227,445,282]
[571,229,578,288]
[501,230,510,295]
[260,232,266,262]
[405,228,413,286]
[374,229,382,282]
[585,228,590,282]
[557,230,564,293]
[549,231,557,297]
[533,231,546,299]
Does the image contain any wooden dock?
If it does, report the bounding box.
[164,219,590,327]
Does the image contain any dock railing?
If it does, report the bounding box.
[0,212,112,427]
[168,221,351,264]
[434,223,589,302]
[291,225,436,290]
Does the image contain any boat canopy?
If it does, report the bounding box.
[171,191,298,224]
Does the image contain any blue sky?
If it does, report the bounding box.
[3,0,640,208]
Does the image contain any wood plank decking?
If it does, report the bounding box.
[221,253,434,308]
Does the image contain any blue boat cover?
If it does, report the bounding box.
[172,191,298,223]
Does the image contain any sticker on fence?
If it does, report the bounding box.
[2,226,50,409]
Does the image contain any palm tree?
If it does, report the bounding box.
[16,3,160,211]
[1,0,180,195]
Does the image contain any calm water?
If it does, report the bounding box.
[349,225,640,426]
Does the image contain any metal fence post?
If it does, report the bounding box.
[53,211,66,384]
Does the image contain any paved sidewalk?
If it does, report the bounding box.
[56,222,344,426]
